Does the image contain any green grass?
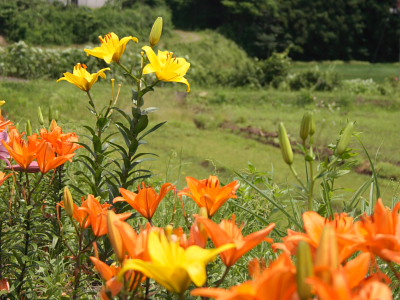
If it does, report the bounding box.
[291,61,400,83]
[1,78,399,203]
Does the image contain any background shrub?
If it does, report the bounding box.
[287,67,341,91]
[258,50,291,87]
[0,0,172,46]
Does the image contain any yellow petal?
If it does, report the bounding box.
[142,46,161,72]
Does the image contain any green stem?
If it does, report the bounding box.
[289,164,307,191]
[145,277,150,299]
[215,266,231,287]
[15,206,33,297]
[86,91,98,116]
[116,62,140,82]
[72,230,85,300]
[314,156,339,180]
[307,160,314,211]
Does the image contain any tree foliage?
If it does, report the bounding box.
[0,0,398,61]
[166,0,400,62]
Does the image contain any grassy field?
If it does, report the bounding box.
[291,61,400,83]
[1,77,399,204]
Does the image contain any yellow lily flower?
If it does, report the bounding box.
[142,46,191,92]
[84,32,138,64]
[118,231,234,295]
[57,63,110,91]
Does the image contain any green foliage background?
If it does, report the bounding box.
[0,0,398,62]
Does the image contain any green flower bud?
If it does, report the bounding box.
[149,17,163,47]
[336,121,354,155]
[296,241,314,300]
[309,112,316,136]
[26,120,32,136]
[300,112,312,141]
[278,122,294,165]
[38,107,45,126]
[48,107,53,123]
[54,110,59,121]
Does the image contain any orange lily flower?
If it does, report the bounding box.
[78,194,131,236]
[0,117,13,133]
[0,172,13,186]
[308,252,392,300]
[113,182,175,222]
[0,278,10,292]
[113,221,154,261]
[160,222,208,249]
[353,198,400,263]
[179,176,240,217]
[90,257,123,300]
[297,225,393,300]
[36,142,75,173]
[192,253,297,300]
[175,221,209,249]
[58,200,90,228]
[197,215,275,266]
[273,211,360,262]
[40,120,82,156]
[309,270,393,300]
[2,129,44,170]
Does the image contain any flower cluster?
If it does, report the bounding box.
[58,174,279,299]
[58,30,191,93]
[192,199,398,300]
[2,120,81,173]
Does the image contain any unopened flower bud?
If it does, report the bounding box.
[309,112,316,136]
[300,112,312,141]
[107,210,124,262]
[63,187,74,217]
[278,122,294,165]
[315,225,339,283]
[26,120,32,136]
[0,100,6,106]
[336,121,354,155]
[54,110,59,121]
[48,107,53,123]
[38,107,45,126]
[149,17,163,47]
[296,241,314,300]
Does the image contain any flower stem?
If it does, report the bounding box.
[307,160,314,211]
[215,265,231,287]
[116,62,140,82]
[72,229,85,300]
[289,164,307,191]
[145,277,150,299]
[15,206,33,297]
